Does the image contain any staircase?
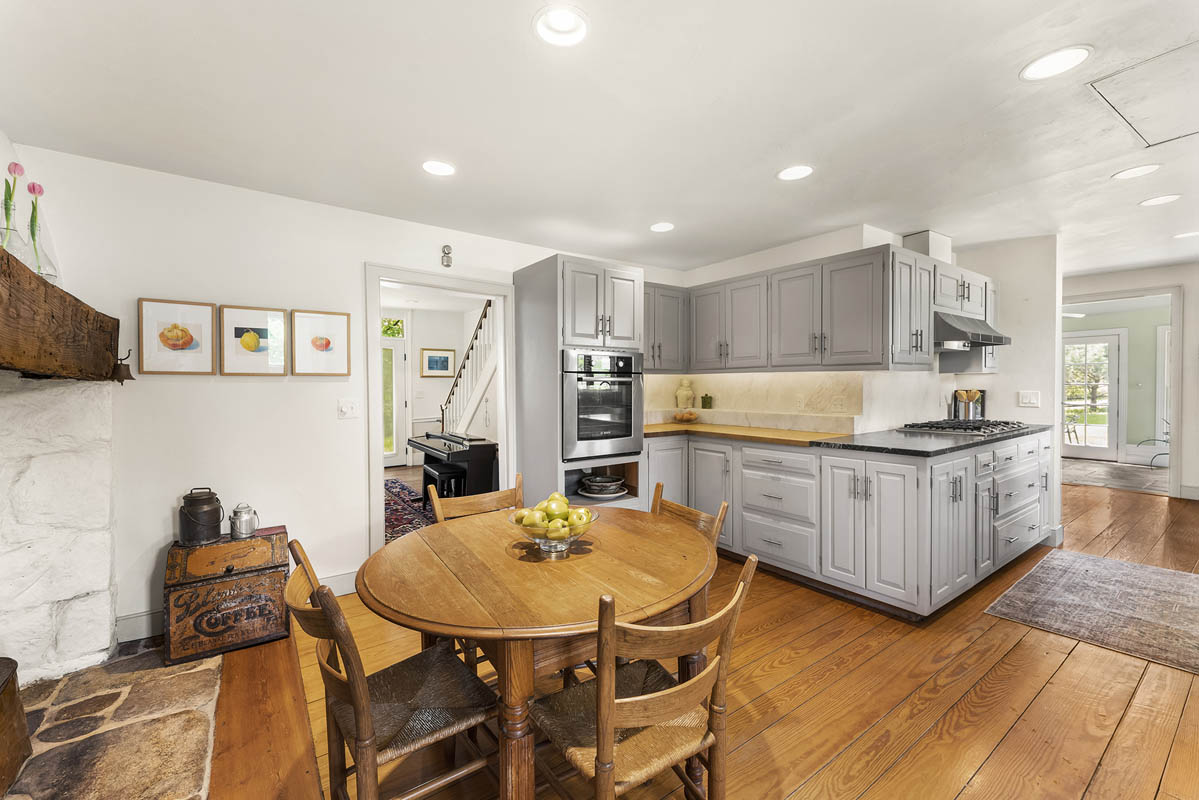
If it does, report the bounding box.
[441,299,495,434]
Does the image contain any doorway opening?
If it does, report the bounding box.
[1061,291,1177,496]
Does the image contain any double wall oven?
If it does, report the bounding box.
[561,349,643,461]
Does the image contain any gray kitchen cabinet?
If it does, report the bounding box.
[975,475,996,579]
[647,435,688,506]
[644,286,687,371]
[725,276,769,369]
[960,268,987,318]
[933,262,963,311]
[982,282,998,371]
[689,439,734,548]
[562,258,642,349]
[770,264,822,367]
[822,250,886,366]
[930,457,975,604]
[891,250,917,365]
[820,455,866,588]
[1039,451,1052,533]
[864,460,918,605]
[914,257,934,366]
[690,285,725,370]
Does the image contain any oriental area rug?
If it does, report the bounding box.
[385,478,437,543]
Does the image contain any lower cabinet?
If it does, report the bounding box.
[821,456,865,588]
[742,511,818,574]
[689,440,734,548]
[647,436,688,506]
[931,457,975,605]
[975,475,996,579]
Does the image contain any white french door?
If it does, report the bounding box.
[1062,332,1120,461]
[381,337,408,467]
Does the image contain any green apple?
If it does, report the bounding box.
[534,500,549,512]
[522,509,548,528]
[548,491,567,504]
[545,499,570,521]
[567,508,591,528]
[546,518,570,540]
[513,508,532,524]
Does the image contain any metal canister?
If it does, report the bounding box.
[179,487,224,546]
[229,504,259,540]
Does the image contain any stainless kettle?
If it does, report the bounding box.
[229,503,259,540]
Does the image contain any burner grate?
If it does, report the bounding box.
[901,419,1030,436]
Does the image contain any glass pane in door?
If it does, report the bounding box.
[382,348,395,455]
[1063,336,1115,454]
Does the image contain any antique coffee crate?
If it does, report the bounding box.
[163,525,290,665]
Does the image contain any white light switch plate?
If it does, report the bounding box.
[1018,391,1040,408]
[337,397,361,419]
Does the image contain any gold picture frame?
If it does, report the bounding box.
[137,298,217,375]
[290,309,351,376]
[420,348,456,378]
[219,304,288,376]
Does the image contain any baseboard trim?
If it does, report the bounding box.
[1182,484,1199,500]
[116,569,361,644]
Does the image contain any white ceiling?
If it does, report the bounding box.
[381,282,489,313]
[1063,293,1172,315]
[1,1,1197,275]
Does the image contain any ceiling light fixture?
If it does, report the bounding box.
[1111,164,1160,180]
[422,160,455,176]
[649,222,675,233]
[1140,194,1181,206]
[1061,312,1087,318]
[777,165,814,181]
[534,5,588,46]
[1174,231,1199,239]
[1019,45,1092,80]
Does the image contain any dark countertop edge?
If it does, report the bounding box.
[806,423,1054,457]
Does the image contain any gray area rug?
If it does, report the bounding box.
[986,549,1199,675]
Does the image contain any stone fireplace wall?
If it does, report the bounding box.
[0,371,116,681]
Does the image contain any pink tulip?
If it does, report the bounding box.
[27,182,43,197]
[6,162,23,178]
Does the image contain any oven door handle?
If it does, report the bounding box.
[577,375,636,383]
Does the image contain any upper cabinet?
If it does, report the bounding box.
[690,285,725,369]
[644,285,688,371]
[725,276,770,369]
[562,258,643,350]
[892,251,934,366]
[770,264,822,367]
[932,261,986,320]
[822,250,886,366]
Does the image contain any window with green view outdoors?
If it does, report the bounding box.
[382,348,395,454]
[382,318,405,338]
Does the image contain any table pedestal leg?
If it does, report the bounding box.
[497,639,535,800]
[679,586,709,794]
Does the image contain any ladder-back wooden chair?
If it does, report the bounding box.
[649,482,727,547]
[429,472,523,522]
[530,556,758,799]
[285,540,498,800]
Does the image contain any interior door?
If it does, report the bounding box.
[1062,333,1120,461]
[381,337,407,467]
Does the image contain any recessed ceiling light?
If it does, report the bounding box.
[534,5,588,46]
[1061,312,1087,318]
[1020,46,1092,80]
[422,160,455,176]
[649,222,675,233]
[777,165,814,181]
[1140,194,1181,207]
[1174,231,1199,239]
[1111,164,1160,180]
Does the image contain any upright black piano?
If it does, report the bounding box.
[407,431,499,496]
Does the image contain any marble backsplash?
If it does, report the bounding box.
[645,407,855,433]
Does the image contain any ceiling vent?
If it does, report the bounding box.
[1090,41,1199,146]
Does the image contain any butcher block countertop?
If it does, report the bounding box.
[644,423,845,446]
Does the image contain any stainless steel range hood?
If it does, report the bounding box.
[934,312,1012,351]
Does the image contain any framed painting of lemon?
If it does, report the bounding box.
[138,298,216,375]
[219,305,287,376]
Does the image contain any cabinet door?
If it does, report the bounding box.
[982,283,998,371]
[914,257,934,366]
[891,251,916,365]
[604,266,643,350]
[770,264,822,367]
[689,440,733,547]
[932,262,962,312]
[690,286,725,370]
[960,270,987,318]
[562,258,605,346]
[648,436,688,506]
[930,462,956,602]
[822,251,886,366]
[864,461,918,604]
[976,475,995,579]
[1039,460,1051,533]
[725,276,769,369]
[821,456,865,588]
[644,288,656,367]
[654,288,688,371]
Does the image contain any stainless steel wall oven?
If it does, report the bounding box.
[561,349,643,461]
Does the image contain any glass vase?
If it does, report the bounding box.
[27,232,59,286]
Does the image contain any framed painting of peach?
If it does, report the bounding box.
[138,298,217,375]
[291,309,350,376]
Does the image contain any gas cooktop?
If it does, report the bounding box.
[900,419,1030,436]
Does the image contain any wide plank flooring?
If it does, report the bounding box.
[231,483,1199,799]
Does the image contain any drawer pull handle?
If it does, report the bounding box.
[1004,456,1015,461]
[761,457,784,464]
[1026,482,1036,489]
[1005,491,1016,497]
[762,537,784,546]
[760,492,784,500]
[1004,536,1019,544]
[1027,524,1039,531]
[1043,446,1051,451]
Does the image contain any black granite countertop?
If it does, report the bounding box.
[807,423,1054,458]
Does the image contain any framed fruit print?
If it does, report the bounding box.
[138,298,217,375]
[220,305,287,376]
[291,309,351,376]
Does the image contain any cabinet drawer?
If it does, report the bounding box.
[742,511,818,574]
[1017,437,1040,465]
[995,502,1042,567]
[742,469,817,524]
[975,450,996,476]
[995,462,1040,517]
[1037,432,1052,463]
[994,444,1019,470]
[742,447,816,475]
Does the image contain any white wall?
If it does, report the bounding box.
[1065,262,1198,495]
[679,225,881,287]
[16,145,568,638]
[407,308,469,421]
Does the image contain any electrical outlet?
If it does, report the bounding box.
[337,398,360,419]
[1018,391,1040,408]
[796,395,806,411]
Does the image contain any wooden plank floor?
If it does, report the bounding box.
[220,484,1199,799]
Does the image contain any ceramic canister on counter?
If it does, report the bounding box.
[179,487,224,546]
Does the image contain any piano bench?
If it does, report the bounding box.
[423,462,467,509]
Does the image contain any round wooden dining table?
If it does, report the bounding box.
[356,506,718,800]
